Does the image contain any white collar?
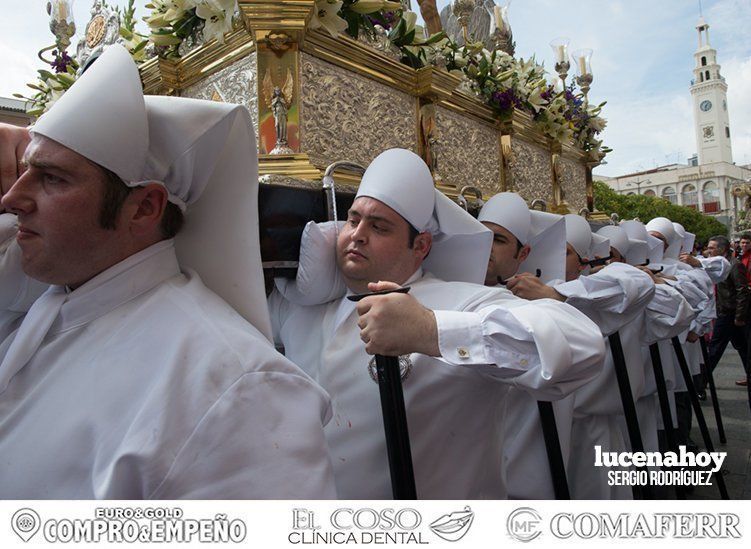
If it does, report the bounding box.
[50,239,180,334]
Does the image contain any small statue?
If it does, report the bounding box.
[440,0,495,49]
[262,68,294,155]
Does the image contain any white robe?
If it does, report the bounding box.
[269,270,605,499]
[0,238,336,499]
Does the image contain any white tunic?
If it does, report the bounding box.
[0,239,336,499]
[503,263,654,499]
[269,271,605,499]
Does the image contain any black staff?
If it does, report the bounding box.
[608,331,653,499]
[699,338,726,444]
[671,337,729,499]
[648,343,686,499]
[349,287,417,499]
[537,401,570,499]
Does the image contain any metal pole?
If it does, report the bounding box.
[348,287,417,499]
[537,401,571,499]
[608,331,652,499]
[374,355,418,499]
[700,338,726,443]
[671,337,730,499]
[648,343,686,499]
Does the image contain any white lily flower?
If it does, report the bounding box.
[194,0,236,44]
[310,1,348,38]
[350,0,402,14]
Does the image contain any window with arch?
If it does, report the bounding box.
[644,189,656,197]
[702,181,720,213]
[705,70,710,80]
[681,184,698,208]
[701,56,707,66]
[662,187,677,204]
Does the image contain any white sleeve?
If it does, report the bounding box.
[148,371,337,499]
[641,284,696,344]
[433,293,605,401]
[0,213,48,313]
[698,256,731,284]
[551,262,656,336]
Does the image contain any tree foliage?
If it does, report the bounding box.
[593,181,727,244]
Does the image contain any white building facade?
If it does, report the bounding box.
[603,16,750,230]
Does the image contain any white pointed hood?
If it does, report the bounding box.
[356,149,492,284]
[29,44,271,341]
[519,211,566,283]
[478,192,531,244]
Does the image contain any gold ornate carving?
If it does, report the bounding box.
[434,105,500,197]
[419,102,441,182]
[300,54,417,170]
[258,153,321,180]
[138,28,255,94]
[500,134,513,191]
[85,14,106,48]
[239,0,315,43]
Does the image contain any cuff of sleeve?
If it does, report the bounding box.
[553,279,587,301]
[433,310,487,364]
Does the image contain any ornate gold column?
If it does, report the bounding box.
[239,0,320,178]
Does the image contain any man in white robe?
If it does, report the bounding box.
[269,149,605,499]
[507,215,693,499]
[0,46,335,499]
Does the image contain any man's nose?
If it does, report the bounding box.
[1,172,34,214]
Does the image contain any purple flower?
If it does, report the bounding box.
[490,88,523,113]
[51,50,72,73]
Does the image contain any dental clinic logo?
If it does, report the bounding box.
[429,506,475,542]
[12,508,41,542]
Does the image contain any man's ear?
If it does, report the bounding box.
[518,244,531,263]
[413,232,433,261]
[126,183,169,236]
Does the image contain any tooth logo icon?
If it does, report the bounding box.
[430,506,474,542]
[12,508,40,542]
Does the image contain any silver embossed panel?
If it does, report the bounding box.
[434,106,500,196]
[509,139,553,203]
[300,54,417,168]
[181,54,258,132]
[559,156,587,211]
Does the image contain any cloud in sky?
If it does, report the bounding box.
[2,1,748,176]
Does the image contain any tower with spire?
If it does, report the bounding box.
[689,16,733,165]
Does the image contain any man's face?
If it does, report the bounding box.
[741,238,751,254]
[609,246,625,263]
[565,243,585,281]
[705,240,721,257]
[649,231,669,252]
[481,221,529,285]
[336,196,430,292]
[1,135,132,288]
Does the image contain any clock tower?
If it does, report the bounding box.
[689,17,733,164]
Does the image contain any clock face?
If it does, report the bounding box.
[700,100,713,112]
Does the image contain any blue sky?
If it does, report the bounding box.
[1,0,749,177]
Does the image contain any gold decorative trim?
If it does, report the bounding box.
[258,153,321,179]
[138,28,255,93]
[239,0,315,42]
[415,67,462,102]
[302,29,419,95]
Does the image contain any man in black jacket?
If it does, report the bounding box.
[705,235,750,389]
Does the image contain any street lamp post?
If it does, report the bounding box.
[626,178,650,195]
